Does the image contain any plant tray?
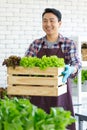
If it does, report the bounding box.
[7,67,67,96]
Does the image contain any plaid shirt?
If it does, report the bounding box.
[25,34,82,73]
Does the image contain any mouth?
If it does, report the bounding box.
[46,27,52,32]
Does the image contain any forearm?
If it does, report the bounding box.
[70,61,82,78]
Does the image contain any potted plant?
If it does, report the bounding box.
[0,97,75,130]
[81,42,87,61]
[73,69,87,84]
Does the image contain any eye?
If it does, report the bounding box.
[50,20,54,23]
[50,19,56,23]
[43,20,48,23]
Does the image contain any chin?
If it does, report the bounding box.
[46,32,53,35]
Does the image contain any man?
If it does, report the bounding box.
[25,8,82,130]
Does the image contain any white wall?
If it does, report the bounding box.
[0,0,87,88]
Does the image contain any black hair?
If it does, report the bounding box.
[42,8,62,21]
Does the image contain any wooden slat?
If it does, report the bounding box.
[7,67,64,76]
[7,84,67,96]
[7,76,63,86]
[58,84,67,96]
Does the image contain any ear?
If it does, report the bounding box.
[58,21,62,27]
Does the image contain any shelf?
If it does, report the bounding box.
[82,61,87,67]
[76,36,87,104]
[80,92,87,97]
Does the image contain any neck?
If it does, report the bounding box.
[46,34,59,42]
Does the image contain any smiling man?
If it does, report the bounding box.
[25,8,82,130]
[42,9,62,41]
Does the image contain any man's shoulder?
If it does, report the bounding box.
[59,34,74,44]
[32,37,45,44]
[64,36,73,43]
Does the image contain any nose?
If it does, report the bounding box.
[46,21,51,26]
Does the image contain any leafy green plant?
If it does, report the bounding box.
[73,70,87,84]
[2,55,65,69]
[0,97,75,130]
[2,55,21,68]
[20,55,65,69]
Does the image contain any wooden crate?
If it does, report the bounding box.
[81,49,87,61]
[7,67,67,96]
[0,88,7,98]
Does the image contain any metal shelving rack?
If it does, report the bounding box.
[77,36,87,104]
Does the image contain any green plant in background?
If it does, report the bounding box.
[0,97,75,130]
[73,70,87,84]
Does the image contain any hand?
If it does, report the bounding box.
[62,65,74,83]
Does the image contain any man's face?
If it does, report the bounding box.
[42,13,62,35]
